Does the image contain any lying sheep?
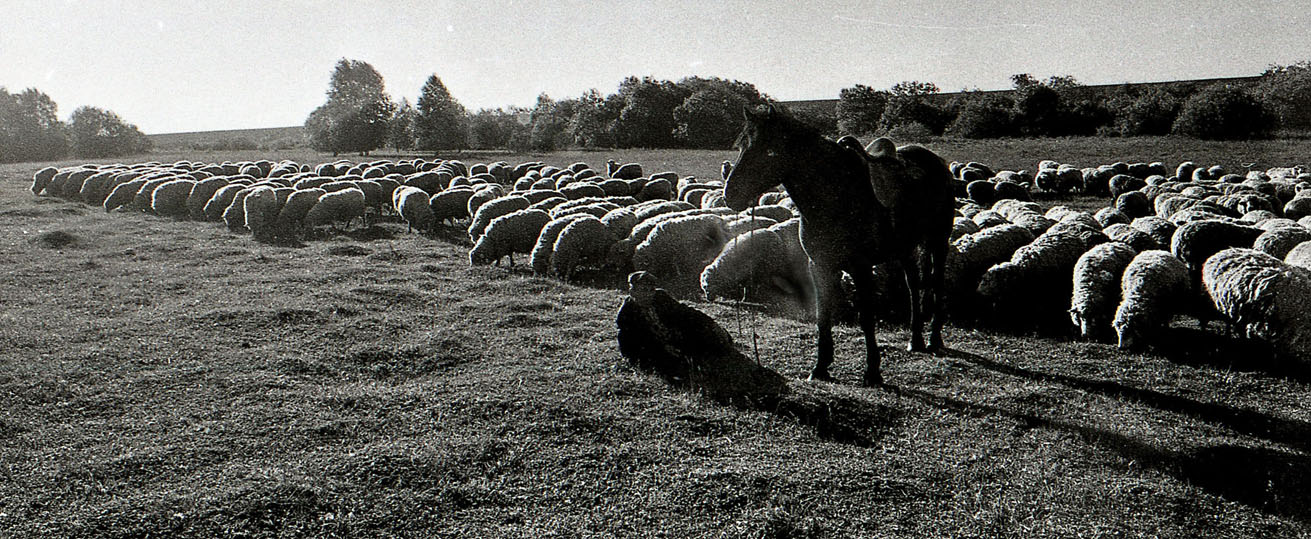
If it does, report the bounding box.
[1113,250,1191,350]
[469,209,552,266]
[551,216,617,280]
[1203,248,1311,365]
[1070,242,1138,340]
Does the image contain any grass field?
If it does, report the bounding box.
[2,138,1310,537]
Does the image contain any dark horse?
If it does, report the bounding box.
[724,104,954,386]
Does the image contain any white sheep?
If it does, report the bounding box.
[429,187,476,225]
[393,186,436,233]
[1113,250,1190,350]
[470,208,552,266]
[1129,216,1177,251]
[632,214,730,296]
[1253,226,1311,260]
[274,188,326,239]
[187,177,232,220]
[1285,241,1311,271]
[131,177,182,212]
[243,186,283,241]
[699,228,789,301]
[223,187,255,231]
[530,214,590,276]
[103,178,149,213]
[304,187,366,229]
[1103,223,1160,252]
[600,207,639,239]
[551,216,617,280]
[977,226,1093,321]
[30,166,58,195]
[1069,242,1138,340]
[468,195,531,242]
[1203,248,1311,365]
[150,179,197,218]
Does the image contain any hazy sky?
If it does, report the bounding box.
[4,0,1308,134]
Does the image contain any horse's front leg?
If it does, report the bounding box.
[808,265,842,382]
[927,244,948,351]
[847,266,885,386]
[901,259,927,352]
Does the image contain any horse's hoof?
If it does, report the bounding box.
[808,370,834,383]
[862,372,885,387]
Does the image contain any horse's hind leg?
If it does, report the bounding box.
[926,244,947,351]
[808,266,841,382]
[902,260,927,352]
[847,267,885,386]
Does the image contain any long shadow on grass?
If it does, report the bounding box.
[892,385,1311,523]
[1149,326,1311,383]
[938,347,1311,453]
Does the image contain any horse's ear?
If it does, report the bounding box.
[866,137,896,159]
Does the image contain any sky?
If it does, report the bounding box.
[3,0,1308,134]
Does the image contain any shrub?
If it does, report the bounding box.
[1172,85,1274,140]
[946,96,1016,139]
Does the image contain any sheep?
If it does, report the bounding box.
[103,178,149,213]
[1112,250,1191,350]
[243,186,283,242]
[633,200,694,221]
[429,187,476,224]
[223,188,255,231]
[202,183,246,221]
[632,214,731,296]
[186,177,232,220]
[551,216,617,280]
[1115,191,1151,218]
[274,188,325,239]
[611,163,643,180]
[723,215,778,237]
[1203,248,1311,365]
[699,228,789,301]
[1009,212,1056,237]
[1284,241,1311,271]
[1069,242,1139,340]
[150,179,197,218]
[130,177,182,212]
[738,204,794,223]
[468,195,531,242]
[1095,207,1131,228]
[394,186,436,233]
[466,184,507,216]
[304,187,366,229]
[972,210,1008,229]
[600,207,639,239]
[950,217,981,240]
[945,223,1035,294]
[470,209,553,266]
[1103,223,1160,252]
[1253,226,1311,260]
[1131,217,1178,252]
[1170,219,1264,279]
[530,214,590,276]
[976,226,1092,322]
[30,166,58,195]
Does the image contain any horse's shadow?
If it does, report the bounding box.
[891,383,1311,522]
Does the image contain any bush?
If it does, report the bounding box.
[1112,87,1182,136]
[883,122,935,143]
[1172,85,1274,140]
[67,106,150,158]
[946,96,1016,139]
[835,84,887,136]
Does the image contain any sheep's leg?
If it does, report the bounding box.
[808,264,842,383]
[902,259,927,352]
[847,266,885,386]
[926,243,947,351]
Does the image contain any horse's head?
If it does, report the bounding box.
[725,104,789,211]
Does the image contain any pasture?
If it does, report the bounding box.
[2,138,1311,537]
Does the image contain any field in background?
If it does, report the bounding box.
[2,140,1310,536]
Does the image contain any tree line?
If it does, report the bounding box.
[0,88,151,163]
[832,62,1311,142]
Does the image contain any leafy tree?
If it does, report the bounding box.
[527,94,571,151]
[835,84,888,136]
[468,107,529,150]
[1172,84,1274,140]
[414,74,468,152]
[304,58,396,155]
[1257,61,1311,130]
[388,98,417,151]
[0,87,69,163]
[889,80,940,97]
[1111,86,1182,136]
[612,76,689,148]
[878,81,949,134]
[567,88,620,148]
[946,94,1016,138]
[67,106,150,158]
[790,103,838,138]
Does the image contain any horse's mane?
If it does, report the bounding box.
[734,104,837,152]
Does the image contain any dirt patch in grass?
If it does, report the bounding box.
[32,230,77,248]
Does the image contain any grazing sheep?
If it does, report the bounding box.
[1103,223,1160,252]
[611,163,643,180]
[466,184,508,216]
[130,177,181,212]
[1254,226,1311,259]
[1009,212,1056,237]
[223,188,255,231]
[632,214,731,296]
[633,200,694,221]
[972,210,1008,229]
[103,178,149,213]
[429,187,476,224]
[723,215,778,237]
[470,209,552,266]
[1070,242,1139,339]
[1113,250,1191,350]
[468,195,531,242]
[976,227,1092,322]
[202,183,246,221]
[30,166,58,195]
[700,228,789,301]
[243,186,283,241]
[738,204,794,223]
[393,186,436,233]
[561,182,606,200]
[950,217,980,240]
[551,216,617,280]
[1170,219,1264,279]
[149,179,197,218]
[600,207,639,239]
[1203,248,1311,365]
[1115,191,1151,218]
[531,214,590,276]
[1284,241,1311,270]
[1095,207,1131,228]
[186,177,232,220]
[274,188,325,239]
[304,187,367,229]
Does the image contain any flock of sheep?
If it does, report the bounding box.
[27,152,1311,368]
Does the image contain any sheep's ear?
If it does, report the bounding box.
[866,137,896,159]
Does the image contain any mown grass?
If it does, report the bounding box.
[2,139,1310,537]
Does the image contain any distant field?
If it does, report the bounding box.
[148,126,306,152]
[2,140,1310,536]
